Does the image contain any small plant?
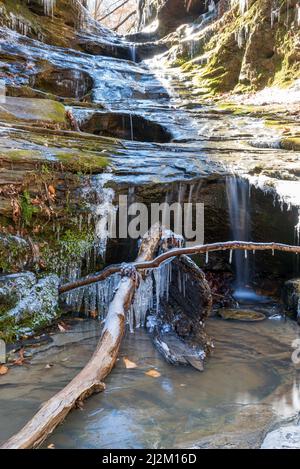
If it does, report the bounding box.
[20,190,38,226]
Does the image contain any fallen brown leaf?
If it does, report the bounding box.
[90,310,98,319]
[58,323,67,333]
[123,357,137,369]
[145,369,161,378]
[0,365,8,376]
[48,185,56,197]
[47,444,55,449]
[13,348,26,366]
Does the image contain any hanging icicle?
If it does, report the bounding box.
[40,0,56,17]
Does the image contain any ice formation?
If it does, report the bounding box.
[231,0,249,15]
[40,0,56,16]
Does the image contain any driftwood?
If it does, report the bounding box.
[59,241,300,295]
[0,226,163,450]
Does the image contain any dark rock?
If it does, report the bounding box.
[32,68,94,100]
[149,255,214,370]
[80,111,173,142]
[282,279,300,324]
[136,0,210,37]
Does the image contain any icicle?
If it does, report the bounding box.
[208,0,216,13]
[272,249,275,256]
[153,259,174,314]
[40,0,56,17]
[130,276,154,329]
[271,8,281,28]
[229,249,233,264]
[206,251,209,264]
[238,0,249,15]
[297,3,300,26]
[244,250,248,259]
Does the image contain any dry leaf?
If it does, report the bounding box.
[90,310,98,319]
[145,369,161,378]
[48,185,56,197]
[0,365,8,376]
[13,348,26,366]
[47,444,55,449]
[58,323,67,333]
[123,357,137,369]
[45,363,53,369]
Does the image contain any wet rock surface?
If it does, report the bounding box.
[32,68,94,100]
[80,111,173,142]
[261,424,300,449]
[283,279,300,323]
[218,308,266,321]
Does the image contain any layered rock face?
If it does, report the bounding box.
[136,0,213,36]
[163,0,300,95]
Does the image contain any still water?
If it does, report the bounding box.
[0,316,299,448]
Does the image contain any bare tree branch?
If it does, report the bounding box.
[97,0,130,22]
[113,10,135,30]
[59,241,300,295]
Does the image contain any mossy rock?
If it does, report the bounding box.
[218,308,266,322]
[0,97,67,126]
[280,137,300,151]
[55,151,110,174]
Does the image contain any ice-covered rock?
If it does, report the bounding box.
[261,425,300,449]
[5,274,60,323]
[0,272,36,304]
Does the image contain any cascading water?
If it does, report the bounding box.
[226,176,254,302]
[130,43,137,62]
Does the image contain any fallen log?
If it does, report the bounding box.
[59,241,300,295]
[0,226,163,450]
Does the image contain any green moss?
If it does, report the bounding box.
[0,235,30,273]
[0,97,67,126]
[1,149,43,161]
[0,307,62,343]
[40,225,96,275]
[170,0,300,97]
[20,190,39,226]
[55,151,110,174]
[280,137,300,151]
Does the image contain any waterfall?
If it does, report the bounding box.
[226,176,253,301]
[129,114,134,141]
[130,44,137,62]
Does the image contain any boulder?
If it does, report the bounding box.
[0,272,60,341]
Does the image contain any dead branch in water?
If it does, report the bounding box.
[0,226,163,450]
[59,241,300,295]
